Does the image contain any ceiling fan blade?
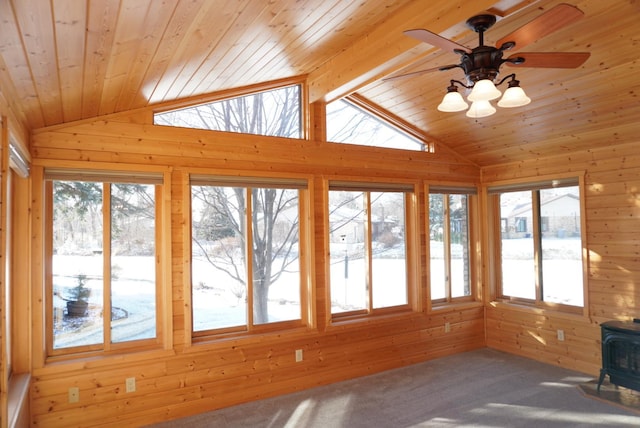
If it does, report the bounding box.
[496,3,585,51]
[506,52,590,68]
[383,65,454,82]
[404,29,471,53]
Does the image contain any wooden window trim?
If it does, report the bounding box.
[486,173,588,316]
[152,76,305,116]
[188,176,312,341]
[43,170,167,359]
[427,186,478,306]
[327,182,418,321]
[344,94,435,153]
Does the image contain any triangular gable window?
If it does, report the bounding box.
[154,85,301,138]
[327,98,428,152]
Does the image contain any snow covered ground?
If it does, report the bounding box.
[53,255,156,348]
[53,237,583,347]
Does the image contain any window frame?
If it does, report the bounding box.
[188,173,313,341]
[427,185,478,305]
[326,94,435,152]
[327,180,419,321]
[153,79,305,139]
[0,129,11,388]
[2,133,33,380]
[486,174,588,315]
[42,166,170,359]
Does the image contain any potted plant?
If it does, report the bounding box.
[65,274,91,317]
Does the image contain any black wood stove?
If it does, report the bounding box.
[598,319,640,392]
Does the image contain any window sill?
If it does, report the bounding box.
[37,348,176,375]
[488,300,588,320]
[430,300,483,313]
[328,308,416,330]
[188,325,318,352]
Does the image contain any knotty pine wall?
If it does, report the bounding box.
[27,116,484,427]
[483,140,640,376]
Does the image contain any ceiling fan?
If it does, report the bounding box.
[391,3,591,117]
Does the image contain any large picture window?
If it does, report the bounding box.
[328,182,413,317]
[488,177,585,310]
[45,171,162,355]
[190,176,308,336]
[429,187,476,303]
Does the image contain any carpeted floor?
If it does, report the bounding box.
[148,348,640,427]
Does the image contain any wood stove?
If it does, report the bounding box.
[597,320,640,392]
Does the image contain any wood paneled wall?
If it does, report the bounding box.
[27,116,484,427]
[483,140,640,375]
[24,111,640,425]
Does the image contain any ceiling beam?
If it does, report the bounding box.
[307,0,502,103]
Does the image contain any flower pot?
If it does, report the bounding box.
[67,300,89,317]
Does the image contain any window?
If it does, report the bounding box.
[45,171,162,355]
[2,166,12,379]
[327,98,431,152]
[429,187,476,302]
[541,216,549,233]
[2,135,31,389]
[328,182,413,317]
[488,177,584,309]
[154,84,301,138]
[190,176,308,335]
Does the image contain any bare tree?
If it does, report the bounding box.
[162,86,302,324]
[191,184,299,324]
[159,88,412,325]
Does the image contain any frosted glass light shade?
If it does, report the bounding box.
[437,91,469,112]
[497,86,531,108]
[466,100,496,118]
[467,79,501,102]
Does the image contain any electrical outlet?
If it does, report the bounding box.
[125,377,136,393]
[295,349,303,362]
[444,322,451,333]
[68,387,79,403]
[557,329,565,341]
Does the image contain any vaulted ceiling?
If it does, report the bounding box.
[0,0,638,167]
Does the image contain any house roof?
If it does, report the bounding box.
[505,192,580,217]
[0,0,637,167]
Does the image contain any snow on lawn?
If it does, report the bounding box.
[53,238,584,347]
[53,255,156,348]
[500,237,583,306]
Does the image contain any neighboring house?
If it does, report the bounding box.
[501,193,581,239]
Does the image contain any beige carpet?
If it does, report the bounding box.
[149,349,640,427]
[579,379,640,415]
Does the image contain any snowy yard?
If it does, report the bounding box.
[53,255,156,348]
[53,237,583,347]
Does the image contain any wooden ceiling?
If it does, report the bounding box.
[0,0,638,167]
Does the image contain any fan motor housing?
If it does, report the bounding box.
[466,14,497,33]
[458,45,504,84]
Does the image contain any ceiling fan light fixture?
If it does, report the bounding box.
[437,83,469,112]
[466,100,496,118]
[497,79,531,108]
[467,79,501,102]
[402,6,590,118]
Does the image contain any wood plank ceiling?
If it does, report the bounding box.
[0,0,638,167]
